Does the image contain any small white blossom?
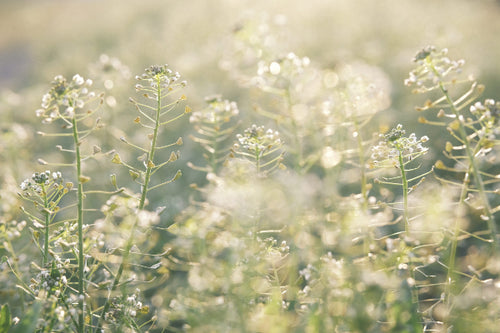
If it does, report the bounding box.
[72,74,85,86]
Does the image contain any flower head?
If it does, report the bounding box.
[20,170,63,192]
[35,74,97,123]
[470,99,500,124]
[190,95,239,124]
[405,46,465,92]
[231,124,285,174]
[135,64,186,90]
[234,124,282,156]
[371,124,429,167]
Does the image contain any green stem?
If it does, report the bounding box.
[445,170,470,306]
[397,152,420,315]
[398,151,409,234]
[72,116,85,333]
[43,185,50,267]
[210,121,220,174]
[255,148,261,174]
[138,81,160,210]
[430,63,498,250]
[446,135,492,306]
[97,74,162,332]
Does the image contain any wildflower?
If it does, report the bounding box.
[371,124,429,167]
[189,95,239,124]
[72,74,85,86]
[136,64,186,90]
[470,99,500,125]
[35,73,98,122]
[405,46,465,91]
[234,124,282,155]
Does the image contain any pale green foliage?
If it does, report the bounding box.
[189,95,239,174]
[1,13,500,333]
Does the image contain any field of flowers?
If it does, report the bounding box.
[1,1,500,332]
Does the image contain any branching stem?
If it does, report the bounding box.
[431,63,498,250]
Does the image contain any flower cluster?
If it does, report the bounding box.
[234,124,282,156]
[35,74,96,124]
[29,256,71,295]
[189,95,239,124]
[135,64,186,90]
[50,221,80,248]
[20,170,63,194]
[470,99,500,125]
[404,46,465,91]
[371,124,429,166]
[106,289,148,322]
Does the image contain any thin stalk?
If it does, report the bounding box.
[139,78,161,210]
[446,96,497,244]
[398,152,409,234]
[446,133,494,306]
[255,148,261,174]
[43,185,50,267]
[96,75,162,332]
[397,150,420,312]
[430,63,498,250]
[72,115,85,333]
[445,170,470,307]
[210,121,219,174]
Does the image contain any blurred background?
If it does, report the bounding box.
[1,0,500,217]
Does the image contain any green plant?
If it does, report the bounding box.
[99,64,188,332]
[405,46,500,331]
[188,95,240,175]
[4,64,188,332]
[1,13,499,333]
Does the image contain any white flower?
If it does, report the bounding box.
[20,180,28,190]
[72,74,85,86]
[65,107,74,116]
[41,93,51,108]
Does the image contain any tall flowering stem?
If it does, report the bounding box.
[405,46,499,254]
[189,95,239,174]
[19,171,66,266]
[72,115,85,331]
[232,124,285,175]
[370,124,431,311]
[406,48,500,317]
[99,65,187,331]
[36,74,101,333]
[371,124,431,233]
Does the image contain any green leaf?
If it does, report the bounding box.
[9,302,41,333]
[0,304,12,333]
